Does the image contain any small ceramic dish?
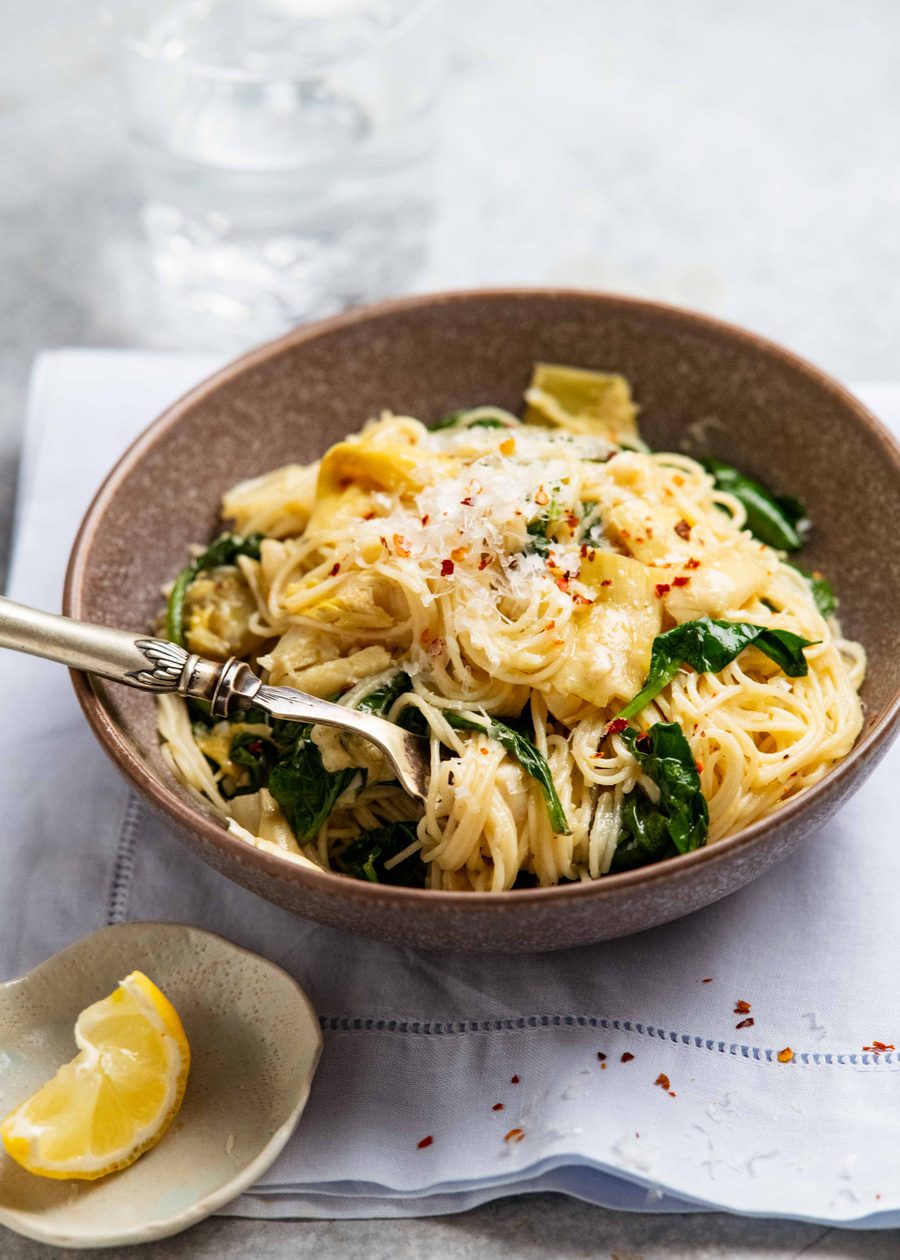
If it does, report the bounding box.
[65,289,900,952]
[0,922,321,1249]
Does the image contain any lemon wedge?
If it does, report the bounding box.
[1,971,190,1180]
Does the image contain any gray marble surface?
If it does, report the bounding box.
[2,0,899,1254]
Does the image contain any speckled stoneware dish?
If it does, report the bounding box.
[64,290,900,952]
[0,922,321,1249]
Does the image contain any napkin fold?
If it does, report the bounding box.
[1,351,898,1226]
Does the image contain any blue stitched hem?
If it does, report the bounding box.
[107,793,141,926]
[317,1014,897,1067]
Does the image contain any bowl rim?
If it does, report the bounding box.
[64,286,900,911]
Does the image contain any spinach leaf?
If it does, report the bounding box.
[524,488,564,556]
[431,409,516,432]
[431,409,469,431]
[336,821,426,886]
[525,517,552,556]
[222,730,275,799]
[394,704,568,833]
[610,791,673,871]
[395,705,429,737]
[580,502,604,547]
[356,672,412,717]
[268,739,357,844]
[620,617,816,719]
[166,531,264,647]
[612,722,708,866]
[443,712,570,835]
[703,459,805,552]
[789,564,838,618]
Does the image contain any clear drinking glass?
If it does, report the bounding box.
[112,0,443,337]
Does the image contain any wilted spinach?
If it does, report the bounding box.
[620,617,816,719]
[336,820,426,886]
[703,459,805,552]
[166,531,264,647]
[610,722,708,870]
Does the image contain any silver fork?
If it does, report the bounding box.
[0,596,429,802]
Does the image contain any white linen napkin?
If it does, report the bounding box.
[2,350,898,1226]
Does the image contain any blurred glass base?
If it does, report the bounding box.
[108,0,444,348]
[140,165,434,343]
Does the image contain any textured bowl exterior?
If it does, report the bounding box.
[65,290,900,952]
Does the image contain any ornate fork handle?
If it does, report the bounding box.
[0,595,256,715]
[0,595,429,801]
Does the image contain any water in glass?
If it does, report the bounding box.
[118,0,443,334]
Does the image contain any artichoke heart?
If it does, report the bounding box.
[552,552,662,709]
[523,363,639,444]
[184,567,264,660]
[304,571,398,630]
[308,439,448,532]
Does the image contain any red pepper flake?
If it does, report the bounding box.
[702,977,713,984]
[492,1102,504,1111]
[621,1052,635,1063]
[393,534,411,558]
[606,718,629,737]
[441,559,455,577]
[863,1041,895,1053]
[421,514,430,526]
[579,543,589,558]
[450,546,469,563]
[672,575,691,587]
[674,519,692,539]
[417,1135,433,1149]
[685,557,701,570]
[777,1047,794,1063]
[504,1128,525,1144]
[597,1051,607,1061]
[363,510,376,521]
[655,583,671,598]
[695,760,704,774]
[735,1017,755,1030]
[460,496,474,507]
[600,578,612,587]
[510,1074,520,1084]
[654,1073,670,1090]
[478,552,491,570]
[534,487,549,506]
[673,474,684,486]
[247,740,264,755]
[565,512,579,530]
[499,437,516,456]
[555,575,570,594]
[329,562,341,577]
[734,1000,751,1014]
[545,620,556,630]
[571,591,594,606]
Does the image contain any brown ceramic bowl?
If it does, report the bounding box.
[65,290,900,952]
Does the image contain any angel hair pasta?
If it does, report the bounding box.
[157,364,865,891]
